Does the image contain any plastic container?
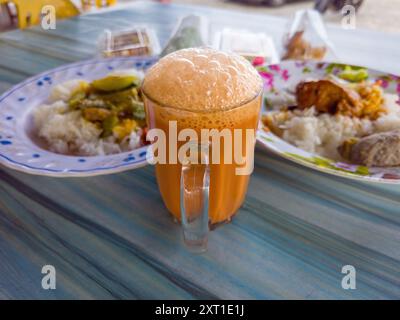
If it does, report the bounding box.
[98,27,161,58]
[213,28,279,65]
[160,15,209,57]
[282,9,338,61]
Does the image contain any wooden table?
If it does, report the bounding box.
[0,1,399,299]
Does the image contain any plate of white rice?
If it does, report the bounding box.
[0,57,157,177]
[256,60,400,183]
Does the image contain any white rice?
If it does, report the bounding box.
[33,79,143,156]
[49,79,87,103]
[277,93,400,160]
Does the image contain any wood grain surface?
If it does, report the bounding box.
[0,1,399,299]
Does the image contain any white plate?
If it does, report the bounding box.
[0,57,157,177]
[256,60,400,184]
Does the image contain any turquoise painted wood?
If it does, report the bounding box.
[0,2,400,299]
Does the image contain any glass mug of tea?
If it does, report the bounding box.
[142,48,263,251]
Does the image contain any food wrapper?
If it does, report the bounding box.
[282,9,338,61]
[160,15,208,57]
[213,28,279,65]
[98,26,161,58]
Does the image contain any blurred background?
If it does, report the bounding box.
[173,0,400,33]
[0,0,399,33]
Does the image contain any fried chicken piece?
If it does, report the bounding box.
[339,130,400,167]
[296,79,362,116]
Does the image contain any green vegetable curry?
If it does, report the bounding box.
[67,73,146,141]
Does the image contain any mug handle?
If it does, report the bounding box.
[180,142,210,252]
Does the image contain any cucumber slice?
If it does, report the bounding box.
[92,75,139,92]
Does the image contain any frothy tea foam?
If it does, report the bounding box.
[143,48,262,112]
